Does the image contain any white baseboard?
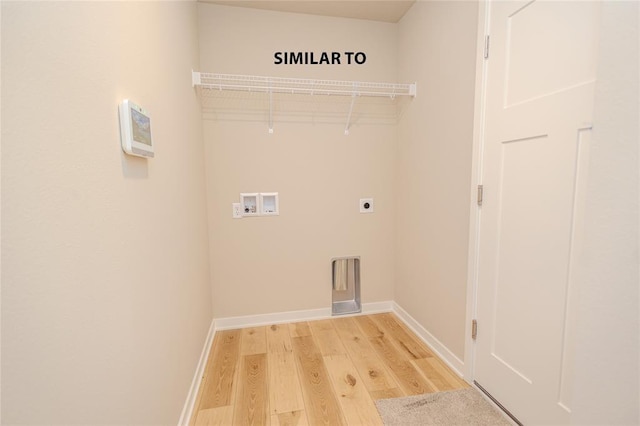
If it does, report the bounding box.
[178,318,216,426]
[361,301,394,314]
[391,302,466,378]
[214,301,393,331]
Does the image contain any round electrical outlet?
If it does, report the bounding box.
[360,198,374,213]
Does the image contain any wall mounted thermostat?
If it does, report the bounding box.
[119,99,154,158]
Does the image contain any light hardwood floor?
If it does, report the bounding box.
[190,312,469,425]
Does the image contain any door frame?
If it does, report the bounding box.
[463,0,490,383]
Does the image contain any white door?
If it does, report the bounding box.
[474,1,601,424]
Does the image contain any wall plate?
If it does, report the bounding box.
[232,202,242,219]
[360,198,374,213]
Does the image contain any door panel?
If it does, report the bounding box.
[505,1,600,106]
[474,1,600,424]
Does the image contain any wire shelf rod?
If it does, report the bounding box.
[193,71,417,98]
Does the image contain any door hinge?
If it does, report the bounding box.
[472,319,478,340]
[484,35,490,59]
[477,184,484,206]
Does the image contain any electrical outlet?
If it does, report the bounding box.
[360,198,374,213]
[232,202,243,219]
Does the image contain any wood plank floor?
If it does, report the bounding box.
[191,313,469,426]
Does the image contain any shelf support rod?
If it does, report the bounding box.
[268,84,274,134]
[344,88,358,136]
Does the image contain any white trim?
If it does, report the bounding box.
[177,318,216,426]
[361,301,394,314]
[391,302,466,378]
[215,307,329,331]
[214,301,393,331]
[464,0,490,383]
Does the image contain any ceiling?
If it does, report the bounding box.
[199,0,416,23]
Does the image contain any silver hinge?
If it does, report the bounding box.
[477,184,484,206]
[484,35,490,59]
[472,319,478,340]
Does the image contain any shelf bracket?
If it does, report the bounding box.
[191,70,201,88]
[268,88,274,134]
[344,90,358,136]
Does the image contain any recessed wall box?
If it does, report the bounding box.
[119,99,154,158]
[240,193,260,216]
[260,193,279,215]
[331,257,361,315]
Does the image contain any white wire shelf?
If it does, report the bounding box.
[192,71,416,134]
[192,72,417,98]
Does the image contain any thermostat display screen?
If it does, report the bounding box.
[131,109,152,146]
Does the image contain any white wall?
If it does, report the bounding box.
[198,4,397,318]
[395,1,479,361]
[571,2,639,424]
[1,2,212,424]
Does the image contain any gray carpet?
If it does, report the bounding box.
[375,388,512,425]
